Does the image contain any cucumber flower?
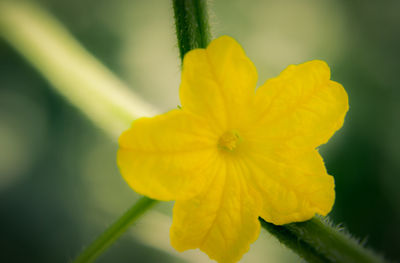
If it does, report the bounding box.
[117,36,349,263]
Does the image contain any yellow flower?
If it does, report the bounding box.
[117,36,349,262]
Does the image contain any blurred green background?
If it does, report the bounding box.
[1,0,399,262]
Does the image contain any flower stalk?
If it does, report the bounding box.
[74,197,157,263]
[0,1,385,263]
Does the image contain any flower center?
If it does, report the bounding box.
[218,130,241,151]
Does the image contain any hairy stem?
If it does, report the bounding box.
[260,218,326,263]
[172,0,211,61]
[260,217,384,263]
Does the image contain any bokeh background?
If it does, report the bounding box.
[1,0,399,262]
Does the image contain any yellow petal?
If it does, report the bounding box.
[170,158,261,263]
[180,36,257,131]
[241,147,335,225]
[117,109,218,201]
[249,60,348,149]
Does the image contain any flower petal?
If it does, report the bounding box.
[249,60,348,149]
[170,159,261,263]
[117,109,218,201]
[242,148,335,225]
[180,36,257,130]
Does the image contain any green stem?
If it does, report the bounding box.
[74,197,157,263]
[260,217,384,263]
[172,0,211,61]
[260,218,326,263]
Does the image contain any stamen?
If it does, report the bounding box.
[218,130,241,151]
